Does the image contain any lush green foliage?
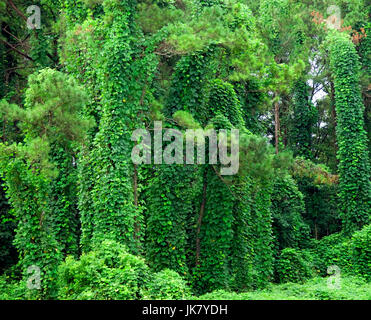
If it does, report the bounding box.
[57,240,150,300]
[196,276,371,300]
[0,0,370,300]
[143,269,190,300]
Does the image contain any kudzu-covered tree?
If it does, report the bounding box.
[194,80,275,292]
[194,163,235,293]
[80,0,158,253]
[60,1,107,252]
[328,31,371,234]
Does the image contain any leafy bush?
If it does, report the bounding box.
[349,224,371,280]
[311,225,370,280]
[311,232,351,276]
[143,269,190,300]
[0,276,26,300]
[57,240,150,300]
[275,248,313,283]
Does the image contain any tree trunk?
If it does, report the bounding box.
[196,168,208,266]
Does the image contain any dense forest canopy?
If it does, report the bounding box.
[0,0,370,300]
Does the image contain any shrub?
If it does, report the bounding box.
[349,224,371,280]
[143,269,190,300]
[57,240,150,300]
[311,225,370,280]
[275,248,313,283]
[0,276,27,300]
[311,233,351,276]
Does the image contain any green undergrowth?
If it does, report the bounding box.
[195,276,371,300]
